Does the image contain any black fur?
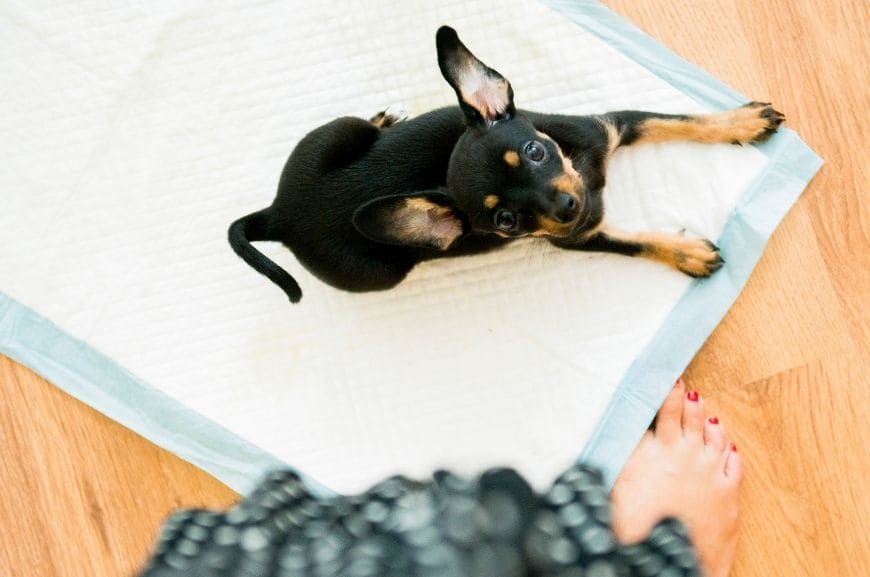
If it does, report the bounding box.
[228,26,783,303]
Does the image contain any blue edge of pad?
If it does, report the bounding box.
[0,0,822,497]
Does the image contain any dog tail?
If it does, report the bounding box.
[228,209,303,303]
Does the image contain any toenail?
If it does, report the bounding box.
[708,416,719,424]
[730,443,737,452]
[687,390,699,402]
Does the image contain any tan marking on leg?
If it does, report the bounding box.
[634,117,735,144]
[369,111,387,128]
[641,233,722,277]
[503,150,520,168]
[369,111,400,129]
[484,194,500,209]
[636,103,785,146]
[606,227,723,277]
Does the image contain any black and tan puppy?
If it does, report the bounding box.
[229,27,784,303]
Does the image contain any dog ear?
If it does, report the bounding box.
[436,26,515,126]
[352,191,468,250]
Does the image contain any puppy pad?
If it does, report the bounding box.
[0,0,820,495]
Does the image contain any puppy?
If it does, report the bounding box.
[229,26,784,303]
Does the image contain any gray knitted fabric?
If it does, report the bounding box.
[139,464,700,577]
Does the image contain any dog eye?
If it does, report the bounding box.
[523,140,546,162]
[494,209,516,231]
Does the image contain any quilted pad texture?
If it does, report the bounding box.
[0,0,819,494]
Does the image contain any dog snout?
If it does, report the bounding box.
[553,192,580,223]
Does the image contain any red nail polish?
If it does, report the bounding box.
[730,443,737,452]
[687,390,699,402]
[708,416,719,424]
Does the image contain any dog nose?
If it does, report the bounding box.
[553,193,580,223]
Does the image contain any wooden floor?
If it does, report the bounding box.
[1,1,867,575]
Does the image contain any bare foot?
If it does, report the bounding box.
[610,378,742,577]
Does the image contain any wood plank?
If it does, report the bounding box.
[698,355,870,576]
[602,1,869,575]
[0,355,237,577]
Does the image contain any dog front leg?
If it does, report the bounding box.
[601,102,785,149]
[555,226,723,278]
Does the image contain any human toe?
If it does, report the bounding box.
[655,378,687,442]
[704,415,728,453]
[682,389,706,442]
[724,443,744,482]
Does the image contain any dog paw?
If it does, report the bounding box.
[369,109,406,129]
[724,101,786,144]
[674,238,724,278]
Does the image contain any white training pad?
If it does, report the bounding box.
[1,0,768,493]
